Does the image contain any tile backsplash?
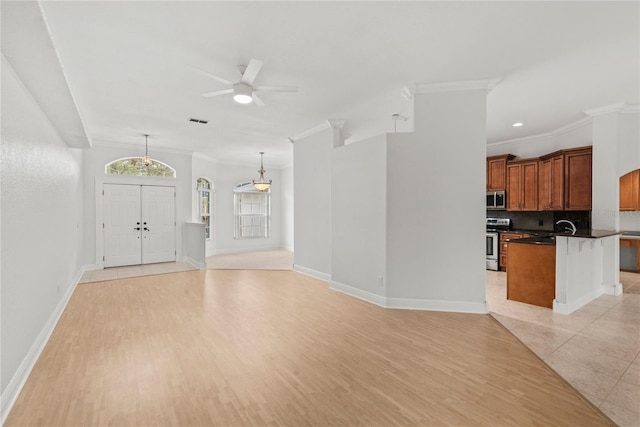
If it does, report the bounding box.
[487,210,591,233]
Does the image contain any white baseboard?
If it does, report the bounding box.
[330,281,489,314]
[330,281,386,307]
[602,281,623,296]
[0,268,81,425]
[386,297,490,314]
[553,287,604,314]
[213,246,285,255]
[293,264,331,282]
[81,263,100,272]
[180,256,206,270]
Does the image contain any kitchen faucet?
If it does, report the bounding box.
[556,219,577,235]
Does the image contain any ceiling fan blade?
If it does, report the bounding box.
[190,66,234,86]
[240,58,263,85]
[254,85,298,92]
[201,88,234,98]
[252,93,265,107]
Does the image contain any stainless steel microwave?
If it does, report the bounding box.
[487,190,506,210]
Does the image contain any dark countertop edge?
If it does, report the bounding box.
[495,229,554,236]
[558,230,622,239]
[508,236,556,246]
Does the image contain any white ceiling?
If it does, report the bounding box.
[20,2,640,167]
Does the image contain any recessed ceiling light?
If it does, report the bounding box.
[512,122,524,127]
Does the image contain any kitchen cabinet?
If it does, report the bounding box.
[538,153,564,210]
[620,238,640,272]
[506,160,538,211]
[487,154,515,191]
[507,242,556,308]
[499,232,530,272]
[620,169,640,211]
[564,147,592,210]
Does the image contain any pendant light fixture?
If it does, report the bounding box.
[253,152,272,191]
[142,134,151,167]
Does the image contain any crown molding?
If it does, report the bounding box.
[288,121,332,143]
[413,78,501,96]
[583,103,639,117]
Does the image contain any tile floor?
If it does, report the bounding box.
[79,261,197,283]
[487,270,640,427]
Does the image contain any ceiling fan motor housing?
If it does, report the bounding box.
[233,83,253,104]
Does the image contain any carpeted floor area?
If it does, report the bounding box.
[206,248,293,270]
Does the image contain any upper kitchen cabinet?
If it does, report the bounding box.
[564,146,592,210]
[487,154,515,191]
[538,152,564,211]
[620,169,640,211]
[507,159,539,211]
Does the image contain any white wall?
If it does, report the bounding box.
[82,144,192,266]
[1,57,84,403]
[281,164,294,251]
[293,128,333,279]
[214,163,284,253]
[330,134,387,299]
[618,111,640,231]
[386,89,487,311]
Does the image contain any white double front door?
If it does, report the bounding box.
[103,184,176,267]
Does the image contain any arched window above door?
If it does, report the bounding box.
[105,157,176,177]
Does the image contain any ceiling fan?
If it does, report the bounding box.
[194,58,298,106]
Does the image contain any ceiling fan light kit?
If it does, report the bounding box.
[233,83,253,104]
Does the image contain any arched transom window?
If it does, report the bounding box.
[105,157,176,177]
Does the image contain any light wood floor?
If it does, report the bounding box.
[6,270,614,426]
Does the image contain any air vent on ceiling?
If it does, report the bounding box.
[189,117,208,124]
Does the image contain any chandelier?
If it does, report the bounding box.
[141,134,151,167]
[253,152,272,191]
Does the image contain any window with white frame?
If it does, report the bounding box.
[197,178,213,239]
[234,182,270,239]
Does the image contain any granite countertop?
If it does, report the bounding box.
[507,229,623,246]
[560,229,622,239]
[621,231,640,239]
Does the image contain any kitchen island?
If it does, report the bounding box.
[507,237,556,308]
[506,230,622,314]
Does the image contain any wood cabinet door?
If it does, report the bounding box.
[539,156,565,211]
[506,164,522,210]
[521,161,539,211]
[550,156,564,210]
[539,159,552,210]
[487,154,515,191]
[620,169,640,211]
[564,149,592,210]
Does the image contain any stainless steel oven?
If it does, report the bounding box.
[486,232,499,271]
[486,217,511,271]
